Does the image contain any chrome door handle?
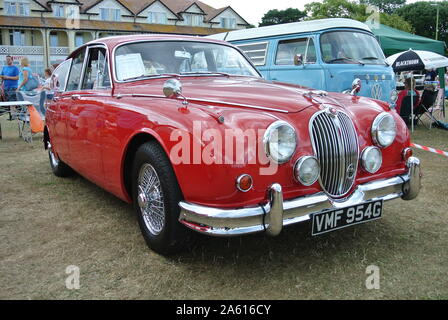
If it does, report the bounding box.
[71,94,81,100]
[53,96,60,102]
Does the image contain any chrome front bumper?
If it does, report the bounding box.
[178,157,421,236]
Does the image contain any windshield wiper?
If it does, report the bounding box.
[180,71,230,77]
[361,56,390,66]
[122,73,181,82]
[327,57,365,66]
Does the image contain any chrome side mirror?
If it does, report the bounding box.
[163,79,188,106]
[163,79,182,98]
[294,54,303,66]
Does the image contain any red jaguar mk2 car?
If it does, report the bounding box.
[45,35,421,254]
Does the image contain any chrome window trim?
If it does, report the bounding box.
[81,44,113,91]
[111,39,263,84]
[65,46,87,92]
[52,57,72,92]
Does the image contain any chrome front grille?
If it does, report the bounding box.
[310,110,359,197]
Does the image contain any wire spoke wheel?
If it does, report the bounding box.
[137,163,165,236]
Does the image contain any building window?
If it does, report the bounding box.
[183,13,203,26]
[100,8,121,21]
[221,17,236,29]
[5,1,30,16]
[50,32,59,47]
[9,30,25,46]
[53,5,65,17]
[147,12,167,24]
[75,34,84,48]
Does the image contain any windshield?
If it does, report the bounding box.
[320,31,386,65]
[114,41,260,81]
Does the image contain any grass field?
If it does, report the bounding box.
[1,114,447,300]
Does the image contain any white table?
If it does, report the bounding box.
[0,101,33,140]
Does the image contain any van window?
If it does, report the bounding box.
[275,38,316,65]
[320,31,386,65]
[236,42,268,66]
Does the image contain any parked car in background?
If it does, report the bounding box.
[45,35,421,255]
[208,18,398,105]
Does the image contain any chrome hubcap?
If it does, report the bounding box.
[137,163,165,235]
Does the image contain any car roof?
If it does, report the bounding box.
[207,18,373,42]
[86,33,228,49]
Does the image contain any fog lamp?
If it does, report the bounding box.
[361,147,382,173]
[294,156,320,186]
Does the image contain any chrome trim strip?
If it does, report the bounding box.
[178,157,420,237]
[112,94,289,113]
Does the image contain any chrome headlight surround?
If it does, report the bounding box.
[263,121,297,164]
[294,156,320,186]
[371,112,397,148]
[361,146,382,173]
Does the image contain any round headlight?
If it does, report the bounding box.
[294,156,320,186]
[361,146,382,173]
[264,121,297,164]
[371,112,396,148]
[390,89,398,103]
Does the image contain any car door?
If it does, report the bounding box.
[66,46,111,184]
[47,58,72,161]
[268,36,326,90]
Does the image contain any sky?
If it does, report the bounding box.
[201,0,441,26]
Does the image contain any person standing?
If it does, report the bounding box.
[17,57,39,92]
[0,55,20,101]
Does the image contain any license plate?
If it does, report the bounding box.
[311,200,383,236]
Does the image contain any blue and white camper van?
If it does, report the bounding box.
[208,18,397,104]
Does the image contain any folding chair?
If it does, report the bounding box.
[415,89,443,129]
[15,91,45,143]
[399,95,419,126]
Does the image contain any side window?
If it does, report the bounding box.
[236,42,268,66]
[66,48,86,91]
[51,59,71,92]
[82,47,111,90]
[275,38,317,65]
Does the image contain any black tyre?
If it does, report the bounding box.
[48,140,73,177]
[132,141,192,255]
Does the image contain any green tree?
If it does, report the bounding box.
[396,1,448,45]
[259,8,307,26]
[359,0,406,14]
[305,0,413,32]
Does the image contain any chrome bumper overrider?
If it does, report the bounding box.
[178,157,421,236]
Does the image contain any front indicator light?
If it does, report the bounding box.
[236,174,253,192]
